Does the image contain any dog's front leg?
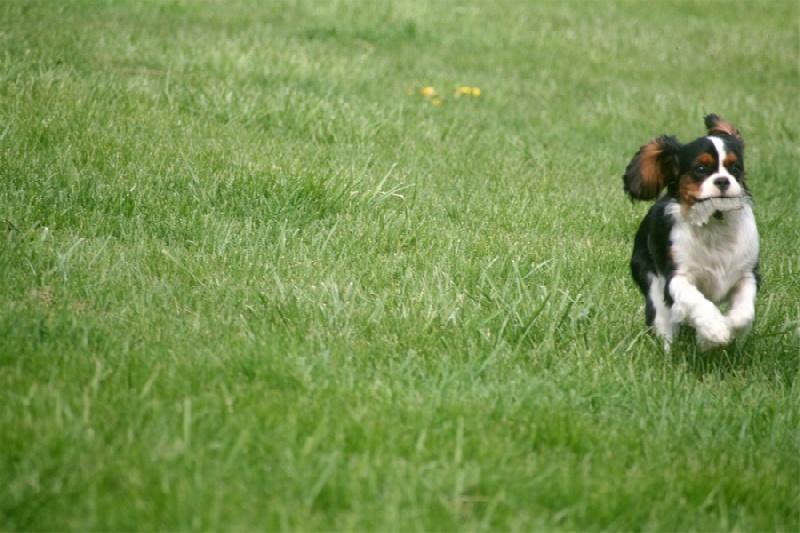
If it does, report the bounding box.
[669,274,731,350]
[726,273,758,338]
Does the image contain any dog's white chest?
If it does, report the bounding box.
[670,206,759,304]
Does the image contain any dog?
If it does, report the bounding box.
[623,114,760,350]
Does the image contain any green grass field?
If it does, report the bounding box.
[1,0,799,530]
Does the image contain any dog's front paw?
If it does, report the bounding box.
[696,315,731,351]
[726,311,754,338]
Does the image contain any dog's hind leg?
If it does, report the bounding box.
[647,274,677,350]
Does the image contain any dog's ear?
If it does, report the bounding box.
[623,135,681,201]
[705,114,745,152]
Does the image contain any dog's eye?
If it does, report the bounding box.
[728,164,743,177]
[693,165,708,177]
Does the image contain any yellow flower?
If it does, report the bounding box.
[420,86,437,97]
[431,97,443,106]
[454,86,481,97]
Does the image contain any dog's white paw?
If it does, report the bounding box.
[726,311,754,338]
[696,315,731,351]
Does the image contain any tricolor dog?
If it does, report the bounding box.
[623,114,760,350]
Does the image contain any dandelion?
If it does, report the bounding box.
[455,86,481,97]
[415,85,481,106]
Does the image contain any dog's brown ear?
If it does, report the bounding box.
[705,114,745,152]
[623,135,681,201]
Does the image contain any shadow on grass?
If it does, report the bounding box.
[666,328,799,385]
[670,338,745,378]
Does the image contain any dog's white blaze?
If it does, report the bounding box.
[708,136,728,174]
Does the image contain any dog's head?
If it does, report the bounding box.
[623,115,748,218]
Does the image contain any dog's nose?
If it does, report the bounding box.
[714,177,731,193]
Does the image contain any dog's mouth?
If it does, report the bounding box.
[692,194,745,205]
[690,195,747,212]
[686,196,746,226]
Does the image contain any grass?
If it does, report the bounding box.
[1,0,799,530]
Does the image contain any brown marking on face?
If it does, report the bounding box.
[723,152,738,166]
[678,151,718,214]
[696,152,716,167]
[679,173,703,217]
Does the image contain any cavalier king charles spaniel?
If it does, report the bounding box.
[623,114,760,350]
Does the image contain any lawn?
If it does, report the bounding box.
[1,0,798,530]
